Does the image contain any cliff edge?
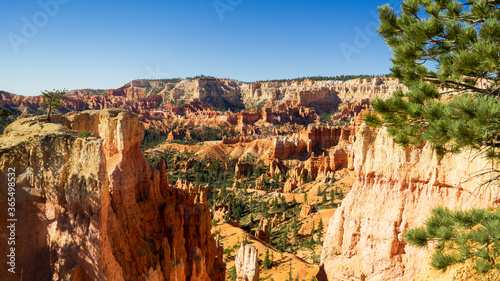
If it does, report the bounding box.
[0,109,225,281]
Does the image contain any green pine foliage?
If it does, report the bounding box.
[41,89,67,121]
[404,207,500,273]
[0,107,12,134]
[317,219,324,244]
[368,0,500,275]
[263,247,272,269]
[79,130,92,139]
[365,0,500,157]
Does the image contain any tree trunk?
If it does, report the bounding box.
[47,106,52,122]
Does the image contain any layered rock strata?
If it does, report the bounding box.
[0,109,225,281]
[318,124,498,281]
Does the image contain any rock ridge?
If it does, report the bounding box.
[0,109,225,281]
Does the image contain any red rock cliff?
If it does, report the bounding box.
[0,109,225,281]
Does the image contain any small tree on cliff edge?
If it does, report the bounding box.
[364,0,500,275]
[41,89,67,121]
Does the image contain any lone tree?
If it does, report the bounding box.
[364,0,500,275]
[41,89,67,121]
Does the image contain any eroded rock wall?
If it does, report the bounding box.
[318,124,498,281]
[0,109,225,281]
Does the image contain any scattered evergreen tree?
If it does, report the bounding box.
[306,174,313,183]
[292,218,299,242]
[0,107,13,134]
[280,195,287,213]
[317,219,324,244]
[280,227,289,252]
[272,197,280,212]
[0,108,11,120]
[228,266,237,281]
[365,0,500,275]
[263,247,272,269]
[41,89,67,121]
[79,130,92,139]
[310,221,315,239]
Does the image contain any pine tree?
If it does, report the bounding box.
[272,197,280,211]
[366,0,500,275]
[280,195,287,213]
[405,207,500,274]
[280,226,289,252]
[263,247,271,269]
[0,106,12,134]
[292,218,299,243]
[41,89,67,122]
[317,219,324,244]
[365,0,500,157]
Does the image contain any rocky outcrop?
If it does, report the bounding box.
[272,136,308,159]
[235,161,253,179]
[0,109,225,281]
[318,124,498,281]
[296,126,348,155]
[235,244,259,281]
[254,219,270,243]
[332,99,370,121]
[300,203,312,218]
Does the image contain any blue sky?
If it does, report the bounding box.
[0,0,402,96]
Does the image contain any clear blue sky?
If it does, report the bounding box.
[0,0,402,96]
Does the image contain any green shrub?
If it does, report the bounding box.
[79,130,92,139]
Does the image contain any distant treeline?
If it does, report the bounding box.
[145,78,183,83]
[255,74,390,83]
[144,74,390,84]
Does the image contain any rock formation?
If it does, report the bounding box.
[254,219,270,243]
[0,109,225,281]
[235,243,259,281]
[318,124,498,280]
[0,76,402,118]
[235,161,253,179]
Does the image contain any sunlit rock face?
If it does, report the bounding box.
[0,109,225,281]
[318,124,498,281]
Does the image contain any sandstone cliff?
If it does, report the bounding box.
[0,109,224,281]
[318,124,498,280]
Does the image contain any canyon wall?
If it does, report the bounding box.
[0,77,403,117]
[0,109,224,281]
[318,124,498,281]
